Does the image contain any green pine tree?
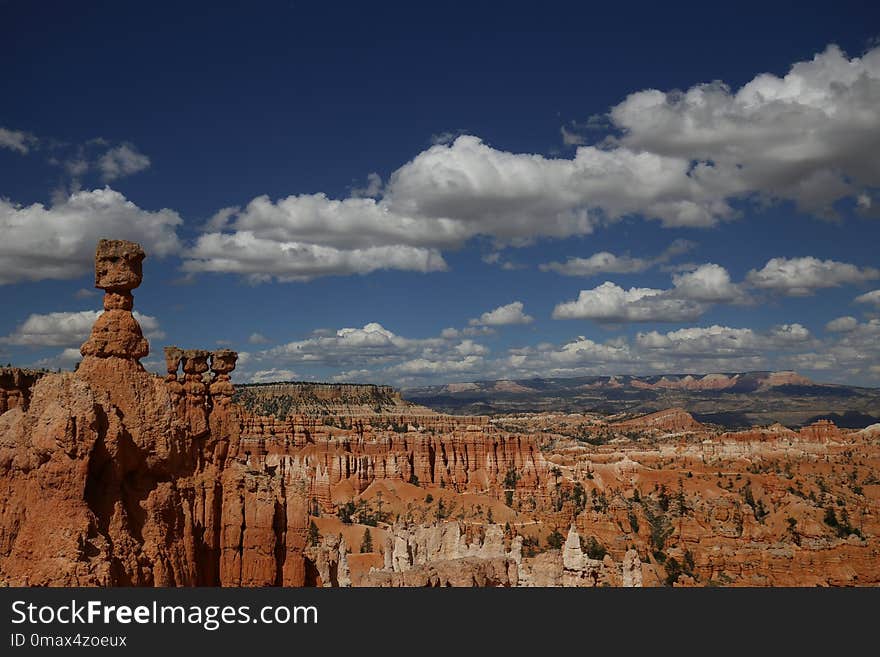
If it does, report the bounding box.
[307,520,320,546]
[360,528,373,553]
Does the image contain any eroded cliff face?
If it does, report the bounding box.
[0,368,45,414]
[0,240,309,586]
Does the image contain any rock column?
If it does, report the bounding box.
[182,349,210,437]
[80,239,148,361]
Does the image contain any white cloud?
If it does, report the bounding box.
[552,282,704,322]
[351,172,383,198]
[0,310,162,347]
[391,355,485,375]
[1,311,100,347]
[386,135,732,232]
[636,323,814,361]
[609,44,880,218]
[826,316,859,332]
[182,230,447,283]
[746,256,879,296]
[330,368,373,383]
[469,301,534,326]
[0,188,181,285]
[855,289,880,306]
[540,239,695,277]
[98,144,151,182]
[548,335,634,364]
[636,325,763,356]
[453,339,489,356]
[237,321,498,385]
[0,127,36,154]
[248,332,271,344]
[560,125,586,146]
[173,45,880,282]
[481,251,524,270]
[259,322,436,368]
[32,348,84,370]
[235,314,873,385]
[249,368,299,383]
[769,323,812,344]
[671,263,745,302]
[635,323,812,357]
[4,45,878,285]
[541,251,650,277]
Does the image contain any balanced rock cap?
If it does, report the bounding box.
[94,239,145,292]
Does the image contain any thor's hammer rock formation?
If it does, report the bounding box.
[0,239,309,586]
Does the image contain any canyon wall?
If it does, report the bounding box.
[0,367,45,414]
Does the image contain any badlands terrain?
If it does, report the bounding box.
[1,239,879,587]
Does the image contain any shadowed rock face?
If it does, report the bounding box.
[0,239,309,587]
[0,368,45,414]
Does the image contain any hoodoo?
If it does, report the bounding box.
[0,239,310,586]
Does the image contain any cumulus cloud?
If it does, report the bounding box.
[469,301,534,326]
[182,231,447,282]
[636,323,812,356]
[0,310,163,347]
[0,127,37,154]
[746,256,880,296]
[391,355,485,375]
[249,368,299,383]
[351,172,383,198]
[172,45,880,282]
[233,313,875,385]
[258,322,441,368]
[181,137,730,280]
[234,321,500,384]
[552,281,705,322]
[98,144,151,182]
[790,318,880,375]
[32,347,85,370]
[540,239,695,277]
[671,263,745,302]
[636,325,759,356]
[855,289,880,306]
[248,332,271,344]
[0,188,181,284]
[386,135,733,232]
[826,316,859,332]
[560,125,586,146]
[4,45,878,285]
[609,44,880,218]
[547,335,634,364]
[475,313,880,382]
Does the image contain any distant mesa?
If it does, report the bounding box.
[403,370,880,428]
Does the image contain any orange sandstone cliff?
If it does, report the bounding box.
[0,240,309,586]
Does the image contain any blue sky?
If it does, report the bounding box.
[1,0,879,386]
